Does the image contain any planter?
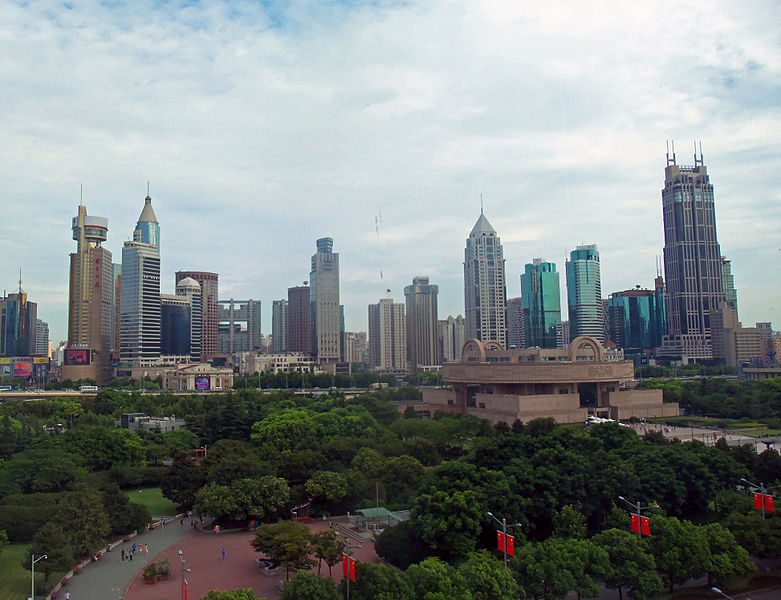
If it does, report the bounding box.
[73,566,81,574]
[157,574,170,581]
[61,577,71,585]
[143,575,157,585]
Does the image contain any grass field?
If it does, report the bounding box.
[0,542,64,600]
[128,486,178,517]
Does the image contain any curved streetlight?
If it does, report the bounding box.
[711,586,752,600]
[487,511,522,568]
[618,496,659,537]
[178,549,192,600]
[31,554,47,600]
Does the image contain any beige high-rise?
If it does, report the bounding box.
[65,205,114,383]
[404,276,439,372]
[368,298,406,371]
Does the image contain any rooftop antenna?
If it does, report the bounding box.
[18,268,22,294]
[671,139,676,165]
[699,140,704,164]
[80,183,83,207]
[480,193,484,215]
[146,181,151,199]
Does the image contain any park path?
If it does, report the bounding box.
[59,519,196,600]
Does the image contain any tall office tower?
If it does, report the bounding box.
[121,195,161,366]
[34,319,49,356]
[175,271,218,360]
[438,315,466,363]
[66,205,113,382]
[340,305,346,363]
[218,299,262,354]
[607,287,666,353]
[310,238,341,364]
[271,300,289,353]
[721,257,738,319]
[404,276,439,371]
[176,277,202,361]
[287,285,311,354]
[521,259,562,348]
[368,298,406,370]
[566,245,604,342]
[464,210,507,346]
[555,321,571,349]
[0,290,37,356]
[343,331,368,364]
[660,145,725,359]
[160,294,191,358]
[506,298,525,349]
[111,263,121,352]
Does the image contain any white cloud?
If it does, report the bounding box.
[1,0,779,342]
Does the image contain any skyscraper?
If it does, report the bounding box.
[271,300,289,353]
[660,145,725,359]
[521,259,562,348]
[566,245,604,342]
[404,276,439,371]
[368,298,406,371]
[310,237,341,365]
[288,285,311,354]
[218,299,262,354]
[65,204,113,382]
[176,277,202,361]
[607,285,666,353]
[721,256,738,319]
[121,194,161,366]
[176,271,218,361]
[160,294,191,357]
[0,290,37,357]
[464,210,507,346]
[506,297,525,349]
[34,318,49,356]
[438,315,465,363]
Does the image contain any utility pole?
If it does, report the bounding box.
[31,554,47,600]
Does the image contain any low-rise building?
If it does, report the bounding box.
[421,336,678,424]
[118,412,187,432]
[162,363,233,391]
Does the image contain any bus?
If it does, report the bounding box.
[0,385,12,392]
[79,385,99,393]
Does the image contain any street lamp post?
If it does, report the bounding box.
[711,586,752,600]
[334,532,352,600]
[740,477,780,520]
[618,496,659,537]
[487,511,521,568]
[31,554,47,600]
[178,549,191,600]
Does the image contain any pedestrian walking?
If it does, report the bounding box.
[129,550,133,561]
[145,543,148,554]
[180,517,184,526]
[121,548,125,561]
[221,547,226,561]
[64,592,70,600]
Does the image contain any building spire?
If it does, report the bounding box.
[18,268,22,294]
[480,193,484,215]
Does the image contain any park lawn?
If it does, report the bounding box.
[0,542,64,600]
[129,487,178,517]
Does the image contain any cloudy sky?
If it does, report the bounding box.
[2,0,780,344]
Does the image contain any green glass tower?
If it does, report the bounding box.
[566,245,604,342]
[520,259,561,348]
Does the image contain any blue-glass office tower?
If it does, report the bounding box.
[607,278,666,352]
[566,245,604,343]
[134,194,160,247]
[521,259,561,348]
[161,295,191,356]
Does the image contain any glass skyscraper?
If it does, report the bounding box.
[566,245,604,343]
[660,146,725,359]
[521,259,561,348]
[310,237,341,364]
[607,281,666,352]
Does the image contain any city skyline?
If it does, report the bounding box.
[2,1,779,343]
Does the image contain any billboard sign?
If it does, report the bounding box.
[195,375,210,391]
[64,349,91,366]
[13,359,33,377]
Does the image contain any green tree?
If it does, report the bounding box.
[702,522,755,586]
[310,530,344,575]
[26,522,74,586]
[457,550,521,600]
[346,561,414,600]
[280,571,340,600]
[593,528,663,600]
[552,505,587,539]
[199,590,265,600]
[0,529,7,557]
[250,520,315,580]
[412,489,483,560]
[405,556,472,600]
[92,388,127,415]
[161,451,205,509]
[54,484,111,557]
[306,470,348,505]
[647,515,710,592]
[375,520,431,569]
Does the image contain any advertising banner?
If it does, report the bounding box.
[13,360,33,377]
[64,349,91,366]
[33,357,50,364]
[195,375,210,391]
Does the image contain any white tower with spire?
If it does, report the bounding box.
[464,208,507,346]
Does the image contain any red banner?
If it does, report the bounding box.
[631,514,640,533]
[497,531,504,551]
[506,533,515,556]
[342,553,356,581]
[640,516,650,536]
[765,495,775,512]
[755,493,764,509]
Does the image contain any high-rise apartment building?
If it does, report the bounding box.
[0,291,37,357]
[521,259,562,349]
[35,319,49,356]
[310,238,341,364]
[175,271,218,361]
[506,298,525,349]
[368,298,406,371]
[218,299,262,354]
[271,300,288,353]
[438,315,465,363]
[660,146,725,359]
[112,263,121,353]
[176,277,202,361]
[288,285,311,354]
[343,331,368,365]
[121,195,161,366]
[566,245,604,342]
[721,257,738,319]
[464,210,507,346]
[66,204,113,382]
[404,276,439,371]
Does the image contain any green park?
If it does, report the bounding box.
[0,376,780,599]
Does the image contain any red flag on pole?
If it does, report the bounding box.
[631,514,640,533]
[765,495,775,512]
[497,531,505,551]
[506,534,515,556]
[342,553,348,576]
[349,557,356,581]
[640,516,651,536]
[342,553,356,581]
[754,493,764,509]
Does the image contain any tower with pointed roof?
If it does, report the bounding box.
[464,209,507,346]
